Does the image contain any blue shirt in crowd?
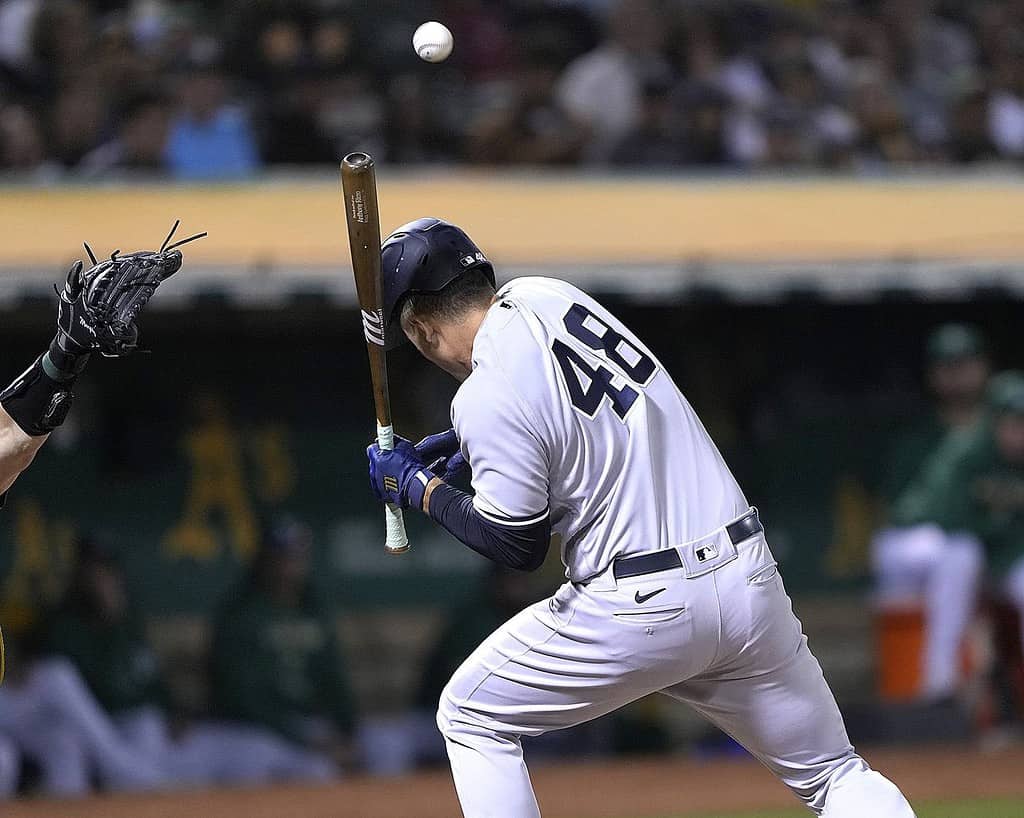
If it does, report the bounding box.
[165,107,259,180]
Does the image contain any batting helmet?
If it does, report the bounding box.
[380,217,495,349]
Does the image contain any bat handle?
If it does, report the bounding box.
[377,423,411,554]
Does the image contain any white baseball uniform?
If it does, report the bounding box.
[437,277,915,817]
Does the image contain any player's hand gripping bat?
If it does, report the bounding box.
[341,152,410,554]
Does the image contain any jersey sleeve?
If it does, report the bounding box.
[452,363,550,527]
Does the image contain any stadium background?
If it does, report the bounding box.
[2,1,1024,816]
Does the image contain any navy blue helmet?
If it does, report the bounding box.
[380,217,495,349]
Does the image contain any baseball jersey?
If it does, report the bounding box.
[451,277,748,582]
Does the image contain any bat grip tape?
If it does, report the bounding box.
[376,423,395,452]
[377,423,410,553]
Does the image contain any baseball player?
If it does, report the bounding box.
[896,372,1024,658]
[365,218,915,818]
[871,324,991,701]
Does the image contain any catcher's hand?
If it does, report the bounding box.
[55,220,206,358]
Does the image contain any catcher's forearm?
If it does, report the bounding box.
[0,404,47,495]
[0,347,84,438]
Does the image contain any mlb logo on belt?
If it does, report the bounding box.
[383,476,399,493]
[696,543,718,563]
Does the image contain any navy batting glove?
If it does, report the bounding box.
[413,429,461,463]
[428,451,469,483]
[367,437,431,510]
[414,428,469,484]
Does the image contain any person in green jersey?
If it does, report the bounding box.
[872,324,990,700]
[37,534,342,791]
[210,516,356,774]
[913,372,1024,651]
[879,323,991,506]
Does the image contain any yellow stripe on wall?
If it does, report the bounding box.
[1,176,1022,267]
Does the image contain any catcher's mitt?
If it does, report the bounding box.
[55,220,206,358]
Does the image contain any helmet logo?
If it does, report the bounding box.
[460,252,486,268]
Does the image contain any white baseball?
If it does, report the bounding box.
[413,21,453,63]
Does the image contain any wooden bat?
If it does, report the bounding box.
[341,152,410,554]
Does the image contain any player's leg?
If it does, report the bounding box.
[0,662,91,796]
[871,524,934,600]
[664,642,912,817]
[437,578,720,818]
[171,722,337,785]
[922,532,982,698]
[663,533,914,817]
[25,657,169,790]
[114,705,173,760]
[15,723,90,797]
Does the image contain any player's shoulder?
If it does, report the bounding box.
[498,276,618,327]
[497,276,588,306]
[451,349,539,437]
[454,312,534,414]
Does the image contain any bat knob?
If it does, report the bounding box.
[344,152,373,170]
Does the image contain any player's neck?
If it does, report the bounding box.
[447,305,491,379]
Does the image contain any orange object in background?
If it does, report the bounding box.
[876,602,996,705]
[876,604,926,702]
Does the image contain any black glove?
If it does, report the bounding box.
[51,220,205,367]
[1,222,205,436]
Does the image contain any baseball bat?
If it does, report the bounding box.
[341,152,410,554]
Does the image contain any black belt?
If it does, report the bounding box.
[612,508,763,580]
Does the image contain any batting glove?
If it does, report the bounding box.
[429,451,469,483]
[367,437,432,510]
[413,429,470,483]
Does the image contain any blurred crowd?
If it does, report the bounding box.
[2,0,1024,178]
[871,328,1024,741]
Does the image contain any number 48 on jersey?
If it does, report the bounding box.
[551,303,656,420]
